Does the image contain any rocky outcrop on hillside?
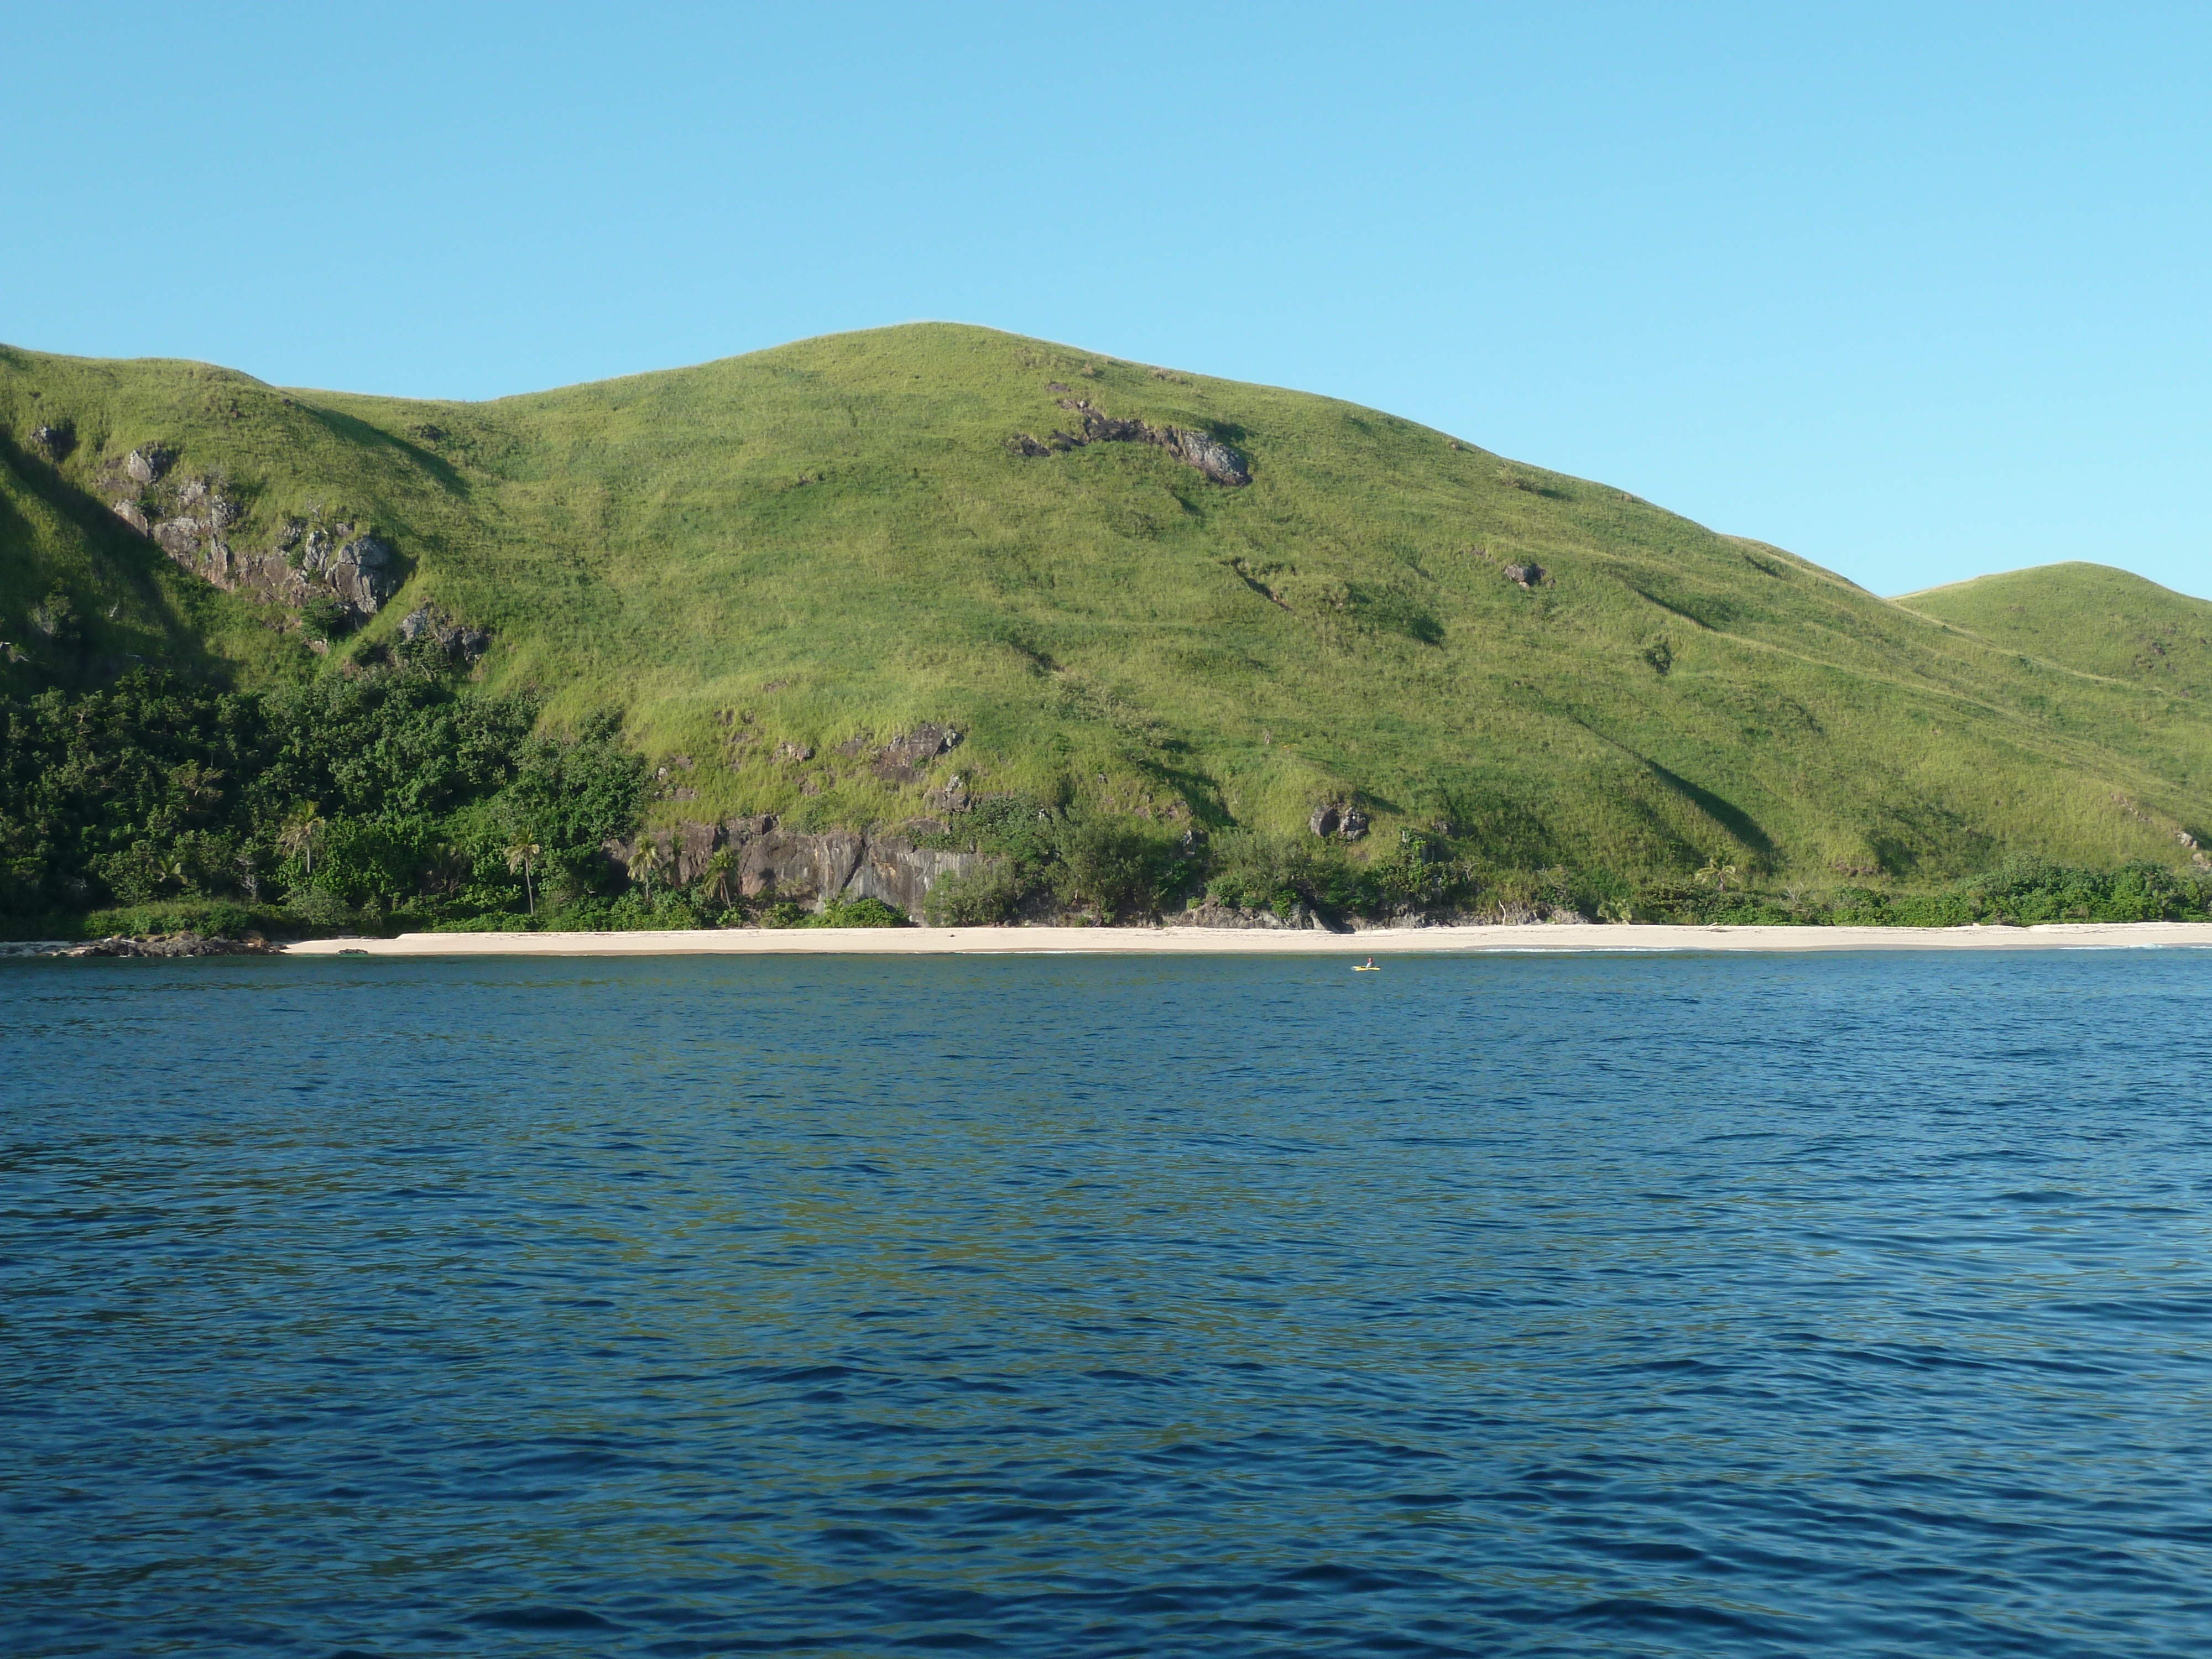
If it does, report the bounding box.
[869,722,961,784]
[1307,802,1369,840]
[125,446,173,484]
[1009,399,1250,487]
[398,604,491,664]
[101,449,405,628]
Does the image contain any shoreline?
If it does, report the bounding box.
[279,921,2212,957]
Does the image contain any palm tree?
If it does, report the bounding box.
[627,838,666,899]
[277,801,325,879]
[504,835,542,916]
[700,846,740,912]
[1695,858,1739,893]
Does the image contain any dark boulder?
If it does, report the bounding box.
[1160,426,1251,487]
[1308,801,1367,839]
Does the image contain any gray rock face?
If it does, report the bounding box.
[112,500,150,535]
[1504,562,1546,588]
[843,833,984,915]
[1309,804,1340,838]
[612,815,986,917]
[739,827,866,901]
[326,538,397,615]
[672,819,718,882]
[29,424,73,461]
[154,517,208,556]
[124,446,172,484]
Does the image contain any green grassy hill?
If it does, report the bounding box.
[5,323,2209,884]
[1901,564,2212,705]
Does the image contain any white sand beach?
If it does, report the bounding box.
[283,921,2212,957]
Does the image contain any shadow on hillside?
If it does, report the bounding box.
[1644,759,1776,860]
[299,404,472,498]
[0,434,240,688]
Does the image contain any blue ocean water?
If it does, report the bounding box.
[4,948,2212,1656]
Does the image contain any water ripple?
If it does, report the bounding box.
[3,950,2210,1655]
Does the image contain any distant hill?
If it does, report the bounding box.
[1900,564,2212,705]
[4,324,2209,881]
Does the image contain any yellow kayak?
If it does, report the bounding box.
[1353,964,1382,972]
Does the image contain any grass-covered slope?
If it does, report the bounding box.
[0,419,304,692]
[1901,564,2212,704]
[5,324,2209,883]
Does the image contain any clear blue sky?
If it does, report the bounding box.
[8,3,2208,599]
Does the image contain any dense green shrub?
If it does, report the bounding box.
[79,898,277,940]
[811,896,910,927]
[1051,815,1185,922]
[922,862,1022,926]
[1203,827,1480,920]
[1828,859,2212,926]
[298,597,352,641]
[431,911,540,933]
